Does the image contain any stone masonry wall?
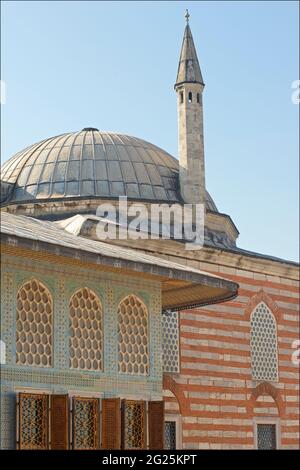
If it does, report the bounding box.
[164,263,299,449]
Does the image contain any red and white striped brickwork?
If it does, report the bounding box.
[163,264,299,449]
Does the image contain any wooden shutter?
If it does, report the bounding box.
[101,398,121,449]
[50,395,69,450]
[148,401,164,449]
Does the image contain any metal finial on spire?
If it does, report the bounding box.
[185,9,190,24]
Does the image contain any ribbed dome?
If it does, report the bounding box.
[1,129,218,211]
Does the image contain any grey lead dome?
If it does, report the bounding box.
[1,129,217,211]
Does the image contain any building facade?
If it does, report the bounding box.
[138,237,299,449]
[0,15,299,450]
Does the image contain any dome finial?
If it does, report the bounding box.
[185,9,190,24]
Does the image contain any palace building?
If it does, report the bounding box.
[0,14,299,450]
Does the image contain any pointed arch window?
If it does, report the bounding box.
[188,92,192,103]
[118,295,149,375]
[250,302,279,381]
[16,279,53,367]
[69,288,103,371]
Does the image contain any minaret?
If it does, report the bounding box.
[175,10,206,205]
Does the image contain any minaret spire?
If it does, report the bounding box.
[175,13,206,205]
[175,11,204,87]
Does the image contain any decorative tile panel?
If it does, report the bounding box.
[1,254,163,449]
[162,311,180,373]
[1,273,14,364]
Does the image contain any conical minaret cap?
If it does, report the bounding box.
[175,18,204,87]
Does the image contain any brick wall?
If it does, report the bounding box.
[163,264,299,449]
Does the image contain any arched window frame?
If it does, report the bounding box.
[69,287,103,371]
[117,294,149,376]
[250,301,279,382]
[16,278,53,368]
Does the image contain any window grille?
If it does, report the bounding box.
[69,288,103,371]
[257,424,276,449]
[118,295,149,375]
[164,421,176,450]
[250,302,278,381]
[16,280,52,367]
[18,393,48,449]
[122,400,146,449]
[72,397,99,449]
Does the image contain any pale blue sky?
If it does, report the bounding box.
[1,1,299,261]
